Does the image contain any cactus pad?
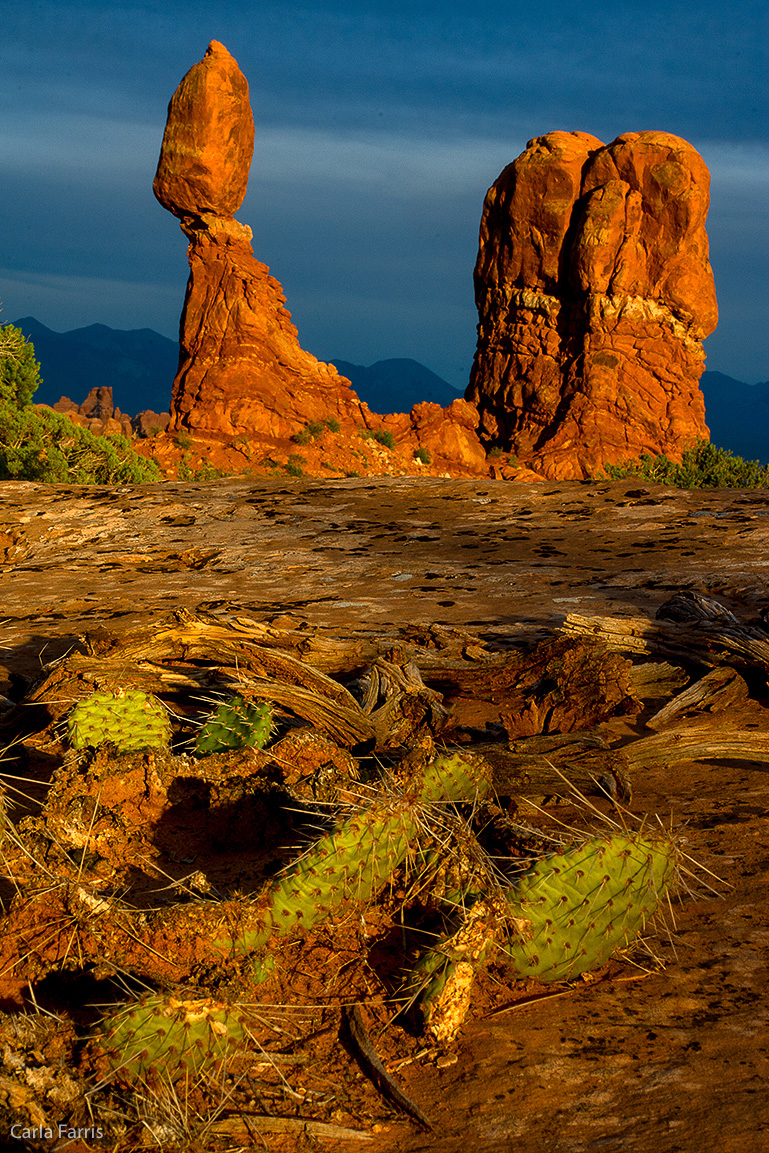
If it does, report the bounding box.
[194,695,273,756]
[214,750,493,969]
[99,994,247,1081]
[503,832,679,983]
[67,689,170,752]
[408,831,680,1041]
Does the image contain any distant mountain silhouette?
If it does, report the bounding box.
[700,371,769,464]
[11,317,177,415]
[329,357,462,413]
[8,320,767,463]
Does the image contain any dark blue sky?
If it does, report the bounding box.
[1,0,767,386]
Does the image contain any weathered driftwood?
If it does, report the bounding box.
[359,656,451,747]
[562,613,769,676]
[84,609,380,677]
[563,591,769,678]
[425,636,639,737]
[645,667,749,730]
[627,661,689,704]
[209,1116,373,1142]
[470,734,632,803]
[624,726,769,771]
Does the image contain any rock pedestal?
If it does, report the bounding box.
[466,131,718,480]
[154,41,371,441]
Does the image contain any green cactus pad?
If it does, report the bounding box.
[67,689,170,752]
[213,750,493,970]
[99,994,247,1081]
[194,695,273,756]
[408,831,680,1041]
[420,750,493,805]
[503,832,679,983]
[220,797,418,964]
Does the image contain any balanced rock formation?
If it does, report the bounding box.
[467,131,718,480]
[154,41,372,441]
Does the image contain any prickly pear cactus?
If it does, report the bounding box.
[98,994,247,1080]
[67,688,170,752]
[410,831,680,1043]
[503,832,679,983]
[194,695,273,756]
[216,749,494,972]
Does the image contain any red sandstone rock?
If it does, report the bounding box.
[51,388,133,439]
[131,410,170,438]
[155,44,377,443]
[153,40,254,219]
[467,131,718,480]
[167,216,374,440]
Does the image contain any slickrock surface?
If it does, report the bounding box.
[468,131,717,480]
[2,475,768,679]
[1,475,769,1152]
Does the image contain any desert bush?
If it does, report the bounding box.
[0,323,159,484]
[177,455,229,481]
[0,323,41,407]
[286,453,306,477]
[414,446,432,464]
[601,439,769,488]
[292,418,341,444]
[0,403,160,483]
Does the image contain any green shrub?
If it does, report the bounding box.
[414,447,432,465]
[292,418,341,445]
[372,429,395,450]
[0,403,160,484]
[600,439,769,489]
[175,431,193,450]
[0,323,41,407]
[285,453,306,477]
[178,455,229,481]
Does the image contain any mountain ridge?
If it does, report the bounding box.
[8,318,768,463]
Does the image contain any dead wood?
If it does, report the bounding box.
[86,607,380,674]
[623,726,769,771]
[562,597,769,679]
[468,734,632,803]
[627,661,689,703]
[426,636,639,738]
[645,667,749,730]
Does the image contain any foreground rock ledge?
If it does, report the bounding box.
[1,476,768,685]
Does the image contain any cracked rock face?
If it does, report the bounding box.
[467,130,718,480]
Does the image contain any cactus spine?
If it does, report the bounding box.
[194,695,273,756]
[67,688,170,752]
